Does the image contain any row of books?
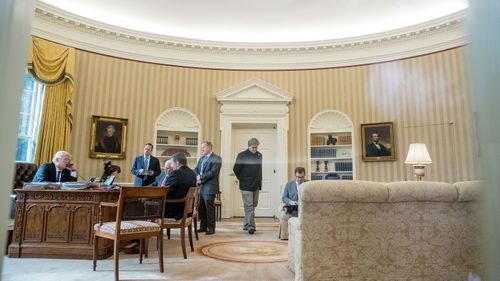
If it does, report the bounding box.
[335,162,352,172]
[311,174,353,181]
[311,148,336,158]
[157,136,169,144]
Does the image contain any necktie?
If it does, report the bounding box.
[56,171,62,182]
[200,155,208,173]
[144,157,149,170]
[161,174,168,187]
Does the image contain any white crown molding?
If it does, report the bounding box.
[32,2,468,70]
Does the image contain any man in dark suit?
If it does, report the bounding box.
[164,152,197,220]
[366,132,391,157]
[282,167,307,218]
[194,141,222,235]
[130,143,161,186]
[33,150,78,182]
[233,137,262,235]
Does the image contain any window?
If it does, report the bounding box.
[16,71,45,162]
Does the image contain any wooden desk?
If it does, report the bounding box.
[8,188,119,259]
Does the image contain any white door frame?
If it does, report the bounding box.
[216,78,294,218]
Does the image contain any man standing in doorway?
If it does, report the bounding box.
[194,141,222,235]
[233,137,262,235]
[130,143,161,186]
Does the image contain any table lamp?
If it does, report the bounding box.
[404,143,432,181]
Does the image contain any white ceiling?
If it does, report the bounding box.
[38,0,468,43]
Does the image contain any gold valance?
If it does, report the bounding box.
[28,37,75,85]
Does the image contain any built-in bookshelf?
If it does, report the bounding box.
[154,108,200,167]
[308,110,355,181]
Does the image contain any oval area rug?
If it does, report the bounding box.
[200,240,288,263]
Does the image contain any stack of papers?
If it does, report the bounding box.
[23,182,62,189]
[62,182,89,190]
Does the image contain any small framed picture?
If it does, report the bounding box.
[361,122,395,161]
[89,115,127,159]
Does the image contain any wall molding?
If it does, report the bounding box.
[32,2,468,70]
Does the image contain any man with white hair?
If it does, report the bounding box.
[155,159,174,187]
[32,150,78,182]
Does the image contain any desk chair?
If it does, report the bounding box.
[93,187,167,281]
[160,186,196,259]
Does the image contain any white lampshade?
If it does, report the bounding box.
[405,143,432,164]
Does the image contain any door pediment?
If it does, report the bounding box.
[216,78,293,103]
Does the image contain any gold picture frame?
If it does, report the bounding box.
[89,115,127,159]
[361,122,395,161]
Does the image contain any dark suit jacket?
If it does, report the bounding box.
[164,165,197,219]
[194,153,222,196]
[32,162,77,182]
[233,149,262,191]
[366,142,390,157]
[130,155,161,186]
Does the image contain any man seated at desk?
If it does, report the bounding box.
[32,150,77,182]
[164,152,197,220]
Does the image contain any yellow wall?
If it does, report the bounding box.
[71,47,480,183]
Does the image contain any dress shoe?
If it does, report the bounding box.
[243,226,249,231]
[248,227,255,235]
[197,228,207,232]
[206,229,215,235]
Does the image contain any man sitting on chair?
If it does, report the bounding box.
[164,153,197,220]
[282,166,307,218]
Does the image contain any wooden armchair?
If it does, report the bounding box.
[160,186,196,259]
[92,187,167,281]
[191,186,201,240]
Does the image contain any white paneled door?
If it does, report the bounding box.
[231,125,277,217]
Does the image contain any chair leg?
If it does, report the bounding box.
[167,228,171,240]
[144,237,149,258]
[194,217,199,241]
[180,227,187,259]
[139,239,143,264]
[158,232,164,273]
[188,224,194,252]
[114,239,120,281]
[93,235,98,271]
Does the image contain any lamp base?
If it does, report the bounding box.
[413,165,426,181]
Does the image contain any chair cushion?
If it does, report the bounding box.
[94,220,160,234]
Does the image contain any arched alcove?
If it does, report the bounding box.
[308,109,355,180]
[154,107,201,167]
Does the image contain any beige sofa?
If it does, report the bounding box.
[288,180,482,281]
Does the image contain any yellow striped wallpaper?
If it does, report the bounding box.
[71,47,480,183]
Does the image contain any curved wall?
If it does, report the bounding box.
[70,47,479,183]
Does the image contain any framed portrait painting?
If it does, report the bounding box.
[361,122,395,161]
[89,115,127,159]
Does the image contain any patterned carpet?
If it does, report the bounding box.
[200,240,288,263]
